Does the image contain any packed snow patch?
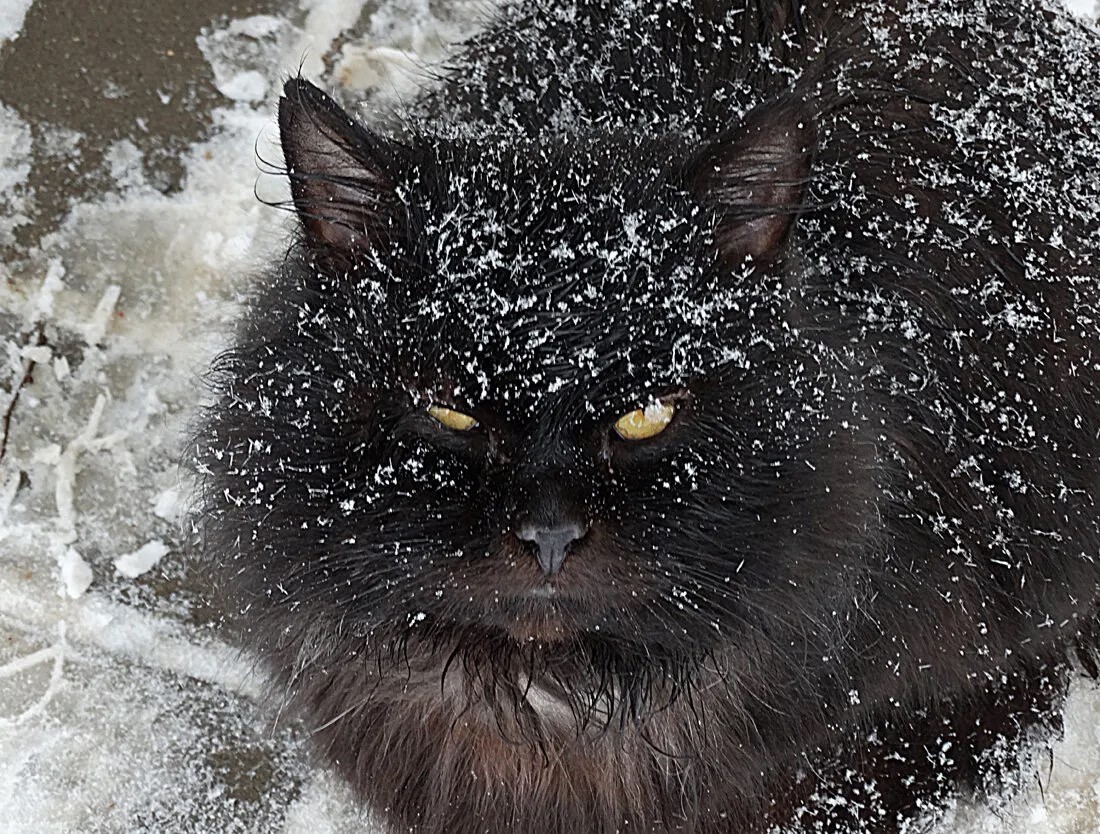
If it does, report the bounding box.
[56,548,93,599]
[113,540,171,578]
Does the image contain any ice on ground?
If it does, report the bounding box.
[0,622,303,834]
[0,622,65,728]
[0,0,1097,832]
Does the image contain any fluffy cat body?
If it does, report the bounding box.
[195,0,1100,831]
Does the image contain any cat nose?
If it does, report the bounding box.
[516,521,588,577]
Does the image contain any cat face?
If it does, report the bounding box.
[199,79,878,720]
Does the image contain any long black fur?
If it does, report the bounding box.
[193,0,1100,831]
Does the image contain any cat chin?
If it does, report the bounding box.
[333,619,706,728]
[458,593,601,643]
[496,615,580,643]
[294,629,790,834]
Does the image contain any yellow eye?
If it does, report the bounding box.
[428,405,479,431]
[613,398,677,441]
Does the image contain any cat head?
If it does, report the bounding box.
[198,78,880,724]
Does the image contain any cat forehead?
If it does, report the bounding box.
[391,245,759,414]
[358,134,784,411]
[375,150,639,393]
[400,296,668,413]
[407,133,696,230]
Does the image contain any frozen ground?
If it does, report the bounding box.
[0,0,1098,832]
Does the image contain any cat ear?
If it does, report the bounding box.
[278,77,403,254]
[690,102,816,264]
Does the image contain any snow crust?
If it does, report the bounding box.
[0,0,1097,831]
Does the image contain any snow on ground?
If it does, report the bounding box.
[0,0,1098,832]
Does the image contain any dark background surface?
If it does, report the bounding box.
[0,0,281,261]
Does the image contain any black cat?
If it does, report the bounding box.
[194,0,1100,831]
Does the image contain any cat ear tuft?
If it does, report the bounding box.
[278,77,403,255]
[690,102,816,264]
